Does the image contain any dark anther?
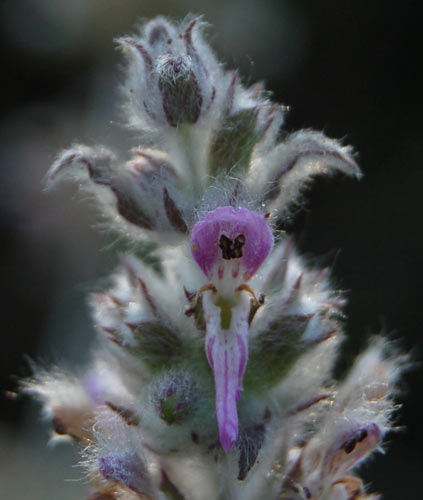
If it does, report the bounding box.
[219,234,233,259]
[356,429,368,443]
[343,428,369,454]
[343,437,357,454]
[233,234,245,258]
[218,234,245,260]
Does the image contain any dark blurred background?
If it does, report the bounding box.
[1,1,421,498]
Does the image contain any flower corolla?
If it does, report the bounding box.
[190,206,273,451]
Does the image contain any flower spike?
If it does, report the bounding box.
[27,14,403,499]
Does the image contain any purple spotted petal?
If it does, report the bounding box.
[191,206,274,281]
[203,292,250,452]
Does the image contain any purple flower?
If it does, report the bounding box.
[191,206,273,285]
[190,206,273,451]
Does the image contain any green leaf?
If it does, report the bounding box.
[245,315,313,390]
[129,322,183,371]
[209,108,262,178]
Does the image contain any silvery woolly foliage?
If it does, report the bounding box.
[24,16,405,500]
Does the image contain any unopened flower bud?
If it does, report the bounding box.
[150,371,200,425]
[98,452,149,496]
[119,18,217,131]
[157,55,203,127]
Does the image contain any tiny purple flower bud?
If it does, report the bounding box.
[84,371,108,405]
[191,206,274,285]
[150,372,200,425]
[98,452,149,496]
